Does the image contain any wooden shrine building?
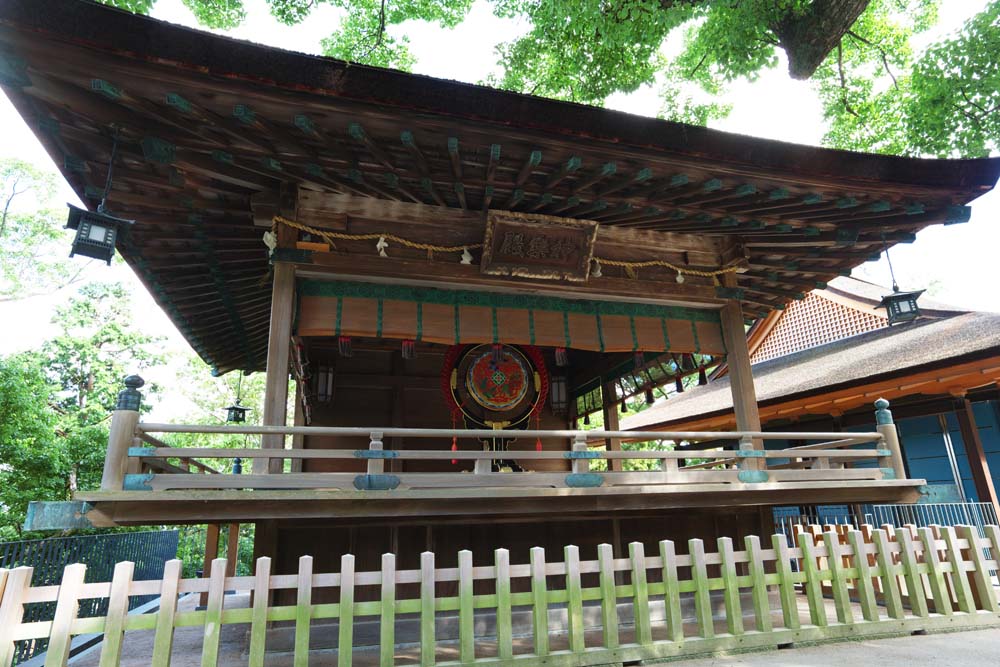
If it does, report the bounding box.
[4,0,1000,580]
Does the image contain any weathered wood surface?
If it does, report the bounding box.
[2,524,999,667]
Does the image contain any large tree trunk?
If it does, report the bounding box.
[773,0,870,79]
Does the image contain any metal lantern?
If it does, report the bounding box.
[65,204,133,265]
[226,403,248,423]
[549,374,568,415]
[315,365,334,403]
[877,289,924,326]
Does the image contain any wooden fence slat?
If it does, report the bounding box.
[294,555,314,667]
[983,525,1000,609]
[0,567,32,667]
[940,527,975,614]
[247,557,271,667]
[957,525,999,613]
[917,528,951,616]
[420,551,435,667]
[894,528,929,618]
[494,549,513,661]
[717,537,743,636]
[629,542,653,645]
[846,530,879,622]
[597,543,619,649]
[744,536,772,633]
[379,554,396,667]
[771,535,799,630]
[688,539,713,639]
[45,563,87,667]
[821,531,853,624]
[99,561,135,667]
[796,532,827,627]
[200,558,227,667]
[529,546,548,657]
[872,529,905,620]
[339,554,356,667]
[457,550,474,664]
[658,540,684,642]
[564,546,585,653]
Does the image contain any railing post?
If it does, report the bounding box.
[102,375,144,491]
[368,432,384,475]
[571,435,589,474]
[874,398,907,480]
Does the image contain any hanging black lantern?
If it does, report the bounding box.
[226,403,248,423]
[66,204,132,265]
[644,388,655,405]
[877,289,924,325]
[549,375,569,415]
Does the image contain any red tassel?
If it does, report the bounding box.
[451,437,458,465]
[535,437,543,452]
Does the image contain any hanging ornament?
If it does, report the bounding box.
[225,373,249,423]
[698,368,708,386]
[634,351,645,369]
[376,236,389,257]
[535,414,543,451]
[675,376,685,393]
[451,436,458,466]
[620,398,628,413]
[645,388,655,405]
[583,413,591,426]
[262,230,278,256]
[460,247,473,265]
[338,336,353,357]
[675,270,685,284]
[591,258,603,278]
[401,339,416,360]
[554,347,569,367]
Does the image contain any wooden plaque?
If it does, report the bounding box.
[481,211,599,282]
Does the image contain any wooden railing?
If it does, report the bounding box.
[2,524,998,667]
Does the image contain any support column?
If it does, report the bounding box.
[225,523,241,577]
[953,397,999,515]
[200,523,221,607]
[101,376,144,491]
[601,381,624,472]
[720,300,763,469]
[256,261,295,474]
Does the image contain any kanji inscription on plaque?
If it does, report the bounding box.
[481,210,599,281]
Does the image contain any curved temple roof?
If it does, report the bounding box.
[1,0,997,372]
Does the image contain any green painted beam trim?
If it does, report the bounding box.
[354,450,400,459]
[165,92,194,114]
[836,197,858,208]
[737,471,769,483]
[128,447,157,457]
[867,200,892,212]
[212,150,234,165]
[772,223,793,232]
[508,188,524,206]
[815,281,828,289]
[768,188,790,200]
[669,174,689,186]
[734,184,756,196]
[715,287,744,300]
[299,280,723,323]
[737,450,766,458]
[802,193,824,204]
[719,217,739,227]
[399,130,416,147]
[744,220,765,230]
[835,228,859,245]
[293,114,317,135]
[564,451,601,460]
[702,178,723,192]
[634,167,653,182]
[447,136,460,154]
[0,53,30,87]
[261,157,283,172]
[804,226,821,236]
[565,473,604,488]
[64,156,87,173]
[233,104,256,125]
[528,150,543,166]
[90,78,122,100]
[905,202,926,215]
[124,473,155,491]
[944,205,972,225]
[490,144,501,161]
[880,468,897,480]
[353,474,401,491]
[876,448,892,457]
[23,501,96,531]
[38,117,61,136]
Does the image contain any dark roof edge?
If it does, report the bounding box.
[2,0,999,191]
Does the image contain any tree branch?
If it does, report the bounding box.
[837,44,861,119]
[846,30,898,89]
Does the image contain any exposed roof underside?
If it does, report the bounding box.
[1,0,998,372]
[624,310,1000,431]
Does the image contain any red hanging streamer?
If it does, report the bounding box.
[451,437,458,465]
[535,414,543,451]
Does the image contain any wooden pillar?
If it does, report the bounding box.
[102,376,144,491]
[256,261,295,474]
[201,524,221,607]
[601,381,624,472]
[720,300,763,469]
[953,397,1000,515]
[225,523,241,578]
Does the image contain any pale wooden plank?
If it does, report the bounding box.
[457,550,474,664]
[45,563,87,667]
[379,554,396,667]
[846,530,879,622]
[917,527,951,616]
[420,552,435,667]
[957,525,999,612]
[294,555,314,667]
[744,535,772,633]
[894,528,929,618]
[658,540,684,642]
[872,529,905,620]
[0,567,32,667]
[940,527,975,614]
[629,542,653,645]
[151,560,182,667]
[200,558,227,667]
[717,537,743,635]
[772,533,800,630]
[821,532,853,624]
[247,557,271,667]
[564,545,585,653]
[597,543,619,648]
[796,532,827,627]
[529,546,549,656]
[339,554,356,667]
[99,561,135,667]
[494,549,513,661]
[688,539,713,638]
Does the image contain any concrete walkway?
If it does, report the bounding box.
[673,628,1000,666]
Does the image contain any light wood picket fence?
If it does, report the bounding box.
[2,525,999,667]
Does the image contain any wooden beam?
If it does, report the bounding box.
[257,262,295,473]
[200,523,221,607]
[953,397,1000,516]
[719,292,762,457]
[602,381,624,472]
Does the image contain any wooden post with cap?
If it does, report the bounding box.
[101,375,144,491]
[874,398,907,480]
